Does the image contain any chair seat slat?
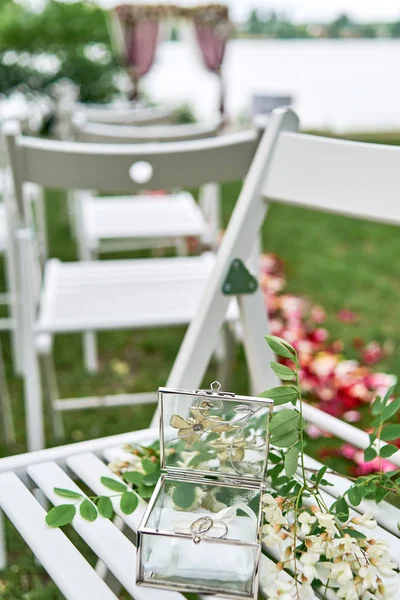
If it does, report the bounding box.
[0,471,116,600]
[27,461,175,600]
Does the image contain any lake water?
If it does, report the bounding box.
[143,39,400,132]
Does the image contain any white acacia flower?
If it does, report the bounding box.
[262,524,283,548]
[315,511,337,534]
[351,512,377,530]
[329,561,354,585]
[298,511,317,535]
[336,580,359,600]
[366,539,390,559]
[301,550,321,565]
[376,582,400,599]
[304,534,326,554]
[263,581,293,600]
[262,494,288,526]
[375,556,398,578]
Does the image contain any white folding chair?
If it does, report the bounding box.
[73,102,173,127]
[70,116,225,261]
[0,109,399,598]
[3,121,260,452]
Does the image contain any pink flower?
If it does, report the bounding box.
[305,424,324,439]
[311,305,326,323]
[340,444,358,460]
[362,341,385,365]
[353,452,396,476]
[337,309,358,323]
[310,328,329,343]
[343,410,361,423]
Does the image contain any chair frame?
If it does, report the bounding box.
[3,122,261,452]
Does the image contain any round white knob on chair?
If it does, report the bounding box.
[129,161,153,184]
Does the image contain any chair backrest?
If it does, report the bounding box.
[73,103,173,126]
[72,116,222,144]
[2,120,259,224]
[262,130,400,225]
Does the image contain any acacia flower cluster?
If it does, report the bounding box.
[261,493,398,600]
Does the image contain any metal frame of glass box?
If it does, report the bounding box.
[136,384,273,599]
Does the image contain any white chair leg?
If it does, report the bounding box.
[0,509,7,569]
[17,229,46,452]
[35,188,48,262]
[4,227,22,374]
[216,324,236,389]
[0,339,15,446]
[40,352,64,441]
[83,332,98,373]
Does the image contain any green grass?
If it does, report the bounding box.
[1,132,400,598]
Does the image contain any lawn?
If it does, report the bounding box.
[1,131,400,598]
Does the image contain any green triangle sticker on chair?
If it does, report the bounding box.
[222,259,258,295]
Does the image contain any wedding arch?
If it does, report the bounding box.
[111,3,231,115]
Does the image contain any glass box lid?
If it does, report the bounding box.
[159,382,273,483]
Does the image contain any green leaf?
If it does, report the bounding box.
[364,446,377,462]
[270,362,296,381]
[380,444,399,458]
[97,496,114,519]
[270,409,300,436]
[138,484,154,499]
[315,466,328,486]
[381,385,396,408]
[382,398,400,422]
[270,431,299,448]
[80,499,98,522]
[100,476,127,493]
[54,487,82,499]
[259,386,298,406]
[172,483,196,509]
[371,395,382,416]
[284,446,300,478]
[123,471,144,486]
[265,335,296,359]
[368,433,376,445]
[141,458,158,474]
[375,487,389,504]
[342,528,367,539]
[143,472,160,486]
[334,497,349,522]
[348,486,362,507]
[46,504,76,528]
[120,491,139,515]
[381,424,400,442]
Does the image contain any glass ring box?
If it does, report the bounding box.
[137,382,273,599]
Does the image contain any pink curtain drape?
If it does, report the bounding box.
[114,8,159,100]
[194,22,229,117]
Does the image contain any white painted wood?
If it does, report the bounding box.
[0,339,15,445]
[53,392,157,411]
[28,461,179,600]
[163,109,299,424]
[73,116,221,143]
[0,471,117,600]
[3,123,257,197]
[74,103,173,126]
[16,229,44,452]
[263,131,400,225]
[34,253,237,334]
[0,509,6,569]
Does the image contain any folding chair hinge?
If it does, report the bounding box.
[222,258,258,295]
